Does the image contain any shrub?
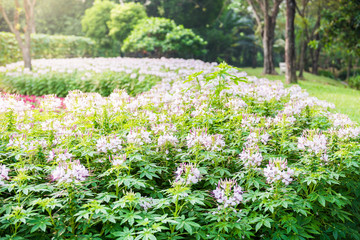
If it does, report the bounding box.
[0,58,360,239]
[82,0,116,40]
[0,70,160,98]
[108,2,147,43]
[317,69,336,79]
[348,75,360,90]
[337,69,360,80]
[0,32,96,65]
[81,0,119,55]
[122,17,207,58]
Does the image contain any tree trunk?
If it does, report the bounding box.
[246,0,282,75]
[285,0,297,83]
[24,23,32,70]
[263,16,277,75]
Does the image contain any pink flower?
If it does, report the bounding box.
[0,165,10,185]
[174,163,201,185]
[212,179,243,209]
[50,160,89,183]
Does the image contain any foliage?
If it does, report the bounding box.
[81,0,120,56]
[201,8,259,67]
[0,32,96,66]
[122,17,207,58]
[158,0,225,29]
[119,0,225,29]
[348,75,360,90]
[321,0,360,56]
[82,0,116,42]
[35,0,94,36]
[337,69,360,81]
[0,58,360,239]
[0,70,160,98]
[317,69,335,80]
[108,2,147,43]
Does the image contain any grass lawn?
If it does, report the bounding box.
[242,67,360,124]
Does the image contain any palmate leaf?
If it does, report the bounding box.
[115,175,147,189]
[175,216,200,235]
[112,227,135,240]
[28,217,52,233]
[120,210,143,226]
[135,228,158,240]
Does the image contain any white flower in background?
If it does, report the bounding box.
[127,128,152,145]
[186,128,225,151]
[158,133,179,147]
[96,135,123,153]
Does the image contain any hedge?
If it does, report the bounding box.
[0,32,96,65]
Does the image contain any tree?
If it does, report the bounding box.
[36,0,93,36]
[321,0,360,57]
[82,0,116,47]
[246,0,283,74]
[295,0,310,79]
[321,0,360,80]
[121,17,207,58]
[285,0,297,83]
[0,0,36,70]
[108,2,147,43]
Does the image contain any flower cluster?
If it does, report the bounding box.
[225,98,247,111]
[110,154,127,167]
[263,158,295,185]
[139,197,158,211]
[96,135,123,153]
[239,148,263,168]
[298,131,327,155]
[48,148,74,162]
[330,127,360,140]
[212,179,243,209]
[174,163,201,186]
[298,130,328,161]
[0,165,10,186]
[50,160,89,183]
[186,128,225,151]
[158,133,179,147]
[126,128,151,145]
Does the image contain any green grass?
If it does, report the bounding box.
[242,67,360,124]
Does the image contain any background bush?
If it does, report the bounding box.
[0,71,161,97]
[81,0,121,56]
[0,32,96,65]
[108,2,147,43]
[348,75,360,90]
[0,64,360,239]
[122,17,207,58]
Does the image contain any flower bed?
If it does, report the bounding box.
[0,59,360,239]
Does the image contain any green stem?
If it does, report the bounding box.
[46,208,56,227]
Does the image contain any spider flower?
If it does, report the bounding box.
[263,158,295,185]
[0,165,10,185]
[174,163,201,186]
[212,179,243,209]
[50,160,89,183]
